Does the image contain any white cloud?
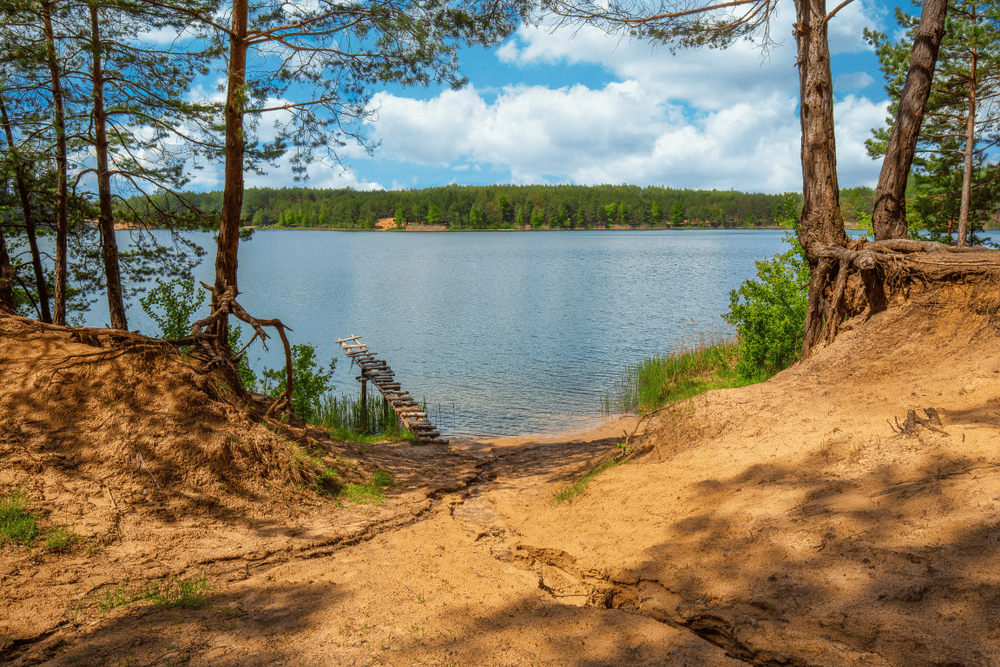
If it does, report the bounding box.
[826,0,879,54]
[834,71,875,90]
[830,94,889,187]
[164,0,893,193]
[354,0,896,192]
[365,80,886,192]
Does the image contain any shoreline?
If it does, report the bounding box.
[447,414,644,455]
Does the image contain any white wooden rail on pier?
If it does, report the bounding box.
[333,335,448,445]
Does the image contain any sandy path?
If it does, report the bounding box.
[6,422,741,667]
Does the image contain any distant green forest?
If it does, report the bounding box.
[136,184,878,230]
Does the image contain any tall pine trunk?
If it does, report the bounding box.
[0,96,51,323]
[41,0,69,325]
[213,0,248,346]
[872,0,948,240]
[796,0,847,354]
[0,221,14,315]
[90,3,128,329]
[957,46,977,247]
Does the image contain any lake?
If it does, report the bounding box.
[100,229,793,437]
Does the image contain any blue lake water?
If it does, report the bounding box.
[93,229,794,437]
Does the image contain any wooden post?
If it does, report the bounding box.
[359,372,368,434]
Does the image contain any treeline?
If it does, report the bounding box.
[140,184,879,230]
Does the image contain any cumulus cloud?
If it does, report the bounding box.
[366,80,887,192]
[172,0,892,193]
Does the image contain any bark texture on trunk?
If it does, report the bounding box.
[41,0,69,325]
[796,0,846,250]
[90,4,128,330]
[0,97,51,323]
[213,0,249,346]
[872,0,948,241]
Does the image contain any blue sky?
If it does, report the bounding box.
[183,0,915,195]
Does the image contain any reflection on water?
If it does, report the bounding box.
[107,229,791,437]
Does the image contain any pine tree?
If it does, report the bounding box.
[867,0,1000,245]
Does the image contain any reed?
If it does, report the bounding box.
[317,394,408,440]
[602,330,748,417]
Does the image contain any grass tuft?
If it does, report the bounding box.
[0,489,42,546]
[0,488,79,550]
[602,330,754,417]
[341,470,395,505]
[95,574,212,615]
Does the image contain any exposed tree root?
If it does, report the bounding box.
[803,240,1000,357]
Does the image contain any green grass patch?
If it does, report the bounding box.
[0,489,42,546]
[327,425,418,445]
[340,470,395,505]
[0,488,79,551]
[553,460,622,503]
[602,331,756,416]
[43,525,79,551]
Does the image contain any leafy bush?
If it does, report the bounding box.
[261,344,336,423]
[139,277,204,340]
[723,232,809,381]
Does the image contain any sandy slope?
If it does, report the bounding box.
[3,281,1000,666]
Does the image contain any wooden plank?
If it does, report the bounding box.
[334,335,445,445]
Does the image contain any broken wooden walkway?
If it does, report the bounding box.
[334,335,448,445]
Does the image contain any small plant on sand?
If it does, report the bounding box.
[289,446,342,495]
[0,488,42,545]
[0,488,79,550]
[553,460,622,503]
[44,525,79,551]
[151,573,212,608]
[95,574,212,615]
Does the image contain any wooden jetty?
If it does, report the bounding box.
[334,336,448,445]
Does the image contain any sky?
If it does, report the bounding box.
[184,0,916,195]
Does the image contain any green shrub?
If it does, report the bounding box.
[723,233,809,381]
[139,277,204,340]
[261,344,336,423]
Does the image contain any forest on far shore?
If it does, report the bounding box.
[135,183,881,231]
